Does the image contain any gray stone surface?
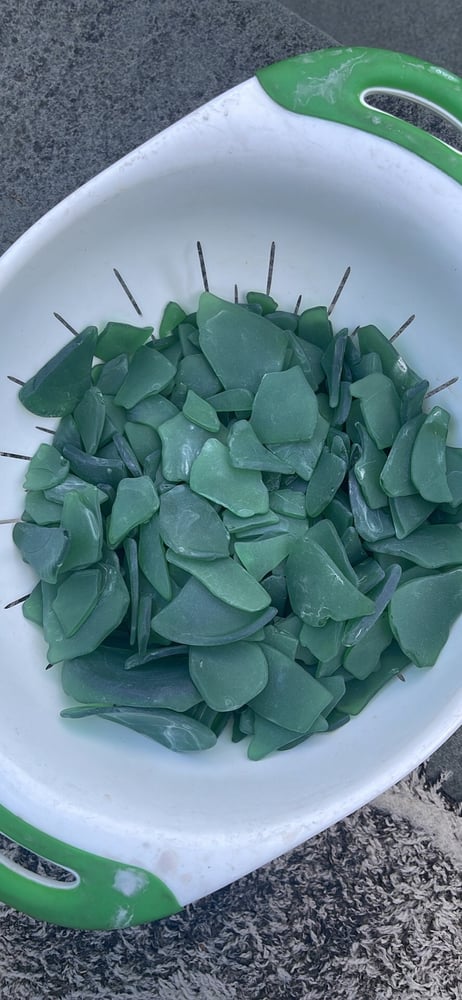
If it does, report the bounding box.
[0,0,333,254]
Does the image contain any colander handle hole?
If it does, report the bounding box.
[362,89,462,152]
[0,831,77,885]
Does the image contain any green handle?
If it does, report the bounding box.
[257,47,462,184]
[0,803,181,929]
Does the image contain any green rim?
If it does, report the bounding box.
[0,803,181,929]
[257,47,462,184]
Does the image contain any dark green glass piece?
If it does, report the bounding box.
[73,387,106,456]
[321,328,349,408]
[369,524,462,568]
[249,644,331,733]
[62,646,200,711]
[380,414,424,497]
[22,583,43,625]
[114,345,177,408]
[337,642,410,715]
[62,444,126,487]
[297,306,332,349]
[127,394,179,429]
[350,373,401,449]
[23,490,61,526]
[183,389,220,432]
[96,322,152,361]
[52,566,104,637]
[299,618,344,662]
[96,354,129,395]
[389,567,462,666]
[158,301,187,339]
[61,704,216,752]
[207,388,255,412]
[44,560,130,663]
[19,326,98,417]
[343,612,393,678]
[357,324,420,393]
[304,447,347,517]
[400,379,429,423]
[348,471,395,543]
[13,522,69,584]
[151,577,276,645]
[124,422,161,465]
[138,515,172,600]
[343,564,402,646]
[354,424,387,509]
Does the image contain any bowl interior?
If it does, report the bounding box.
[1,77,462,900]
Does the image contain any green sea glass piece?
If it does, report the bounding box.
[23,490,61,526]
[151,577,276,645]
[324,493,353,536]
[207,388,254,412]
[299,618,344,662]
[249,644,331,732]
[297,306,332,349]
[369,524,462,567]
[13,522,69,584]
[158,413,212,483]
[124,422,161,465]
[62,646,200,711]
[251,367,318,444]
[60,487,103,571]
[19,326,98,417]
[321,328,349,408]
[357,324,420,393]
[348,471,395,543]
[234,534,293,581]
[268,412,329,481]
[52,567,103,637]
[61,704,216,752]
[190,439,268,516]
[22,583,43,625]
[389,567,462,667]
[114,345,176,408]
[247,714,306,760]
[270,489,306,519]
[62,444,126,487]
[96,322,152,361]
[304,446,347,517]
[286,331,324,391]
[246,291,278,314]
[96,354,129,395]
[107,476,159,548]
[343,614,393,679]
[189,642,268,711]
[158,484,229,559]
[380,414,424,498]
[410,406,452,503]
[73,387,106,455]
[183,389,220,432]
[112,433,142,477]
[308,519,358,586]
[389,494,437,539]
[127,395,179,429]
[337,642,410,715]
[223,510,280,535]
[23,443,69,492]
[228,420,293,473]
[354,424,387,509]
[44,560,130,663]
[355,558,385,594]
[343,564,402,646]
[350,373,401,449]
[166,551,271,612]
[123,536,140,646]
[138,515,172,600]
[44,475,107,505]
[197,292,288,393]
[176,354,222,398]
[158,301,187,339]
[286,532,374,626]
[400,379,429,423]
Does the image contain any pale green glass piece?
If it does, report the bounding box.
[247,714,305,761]
[19,326,98,418]
[23,490,61,525]
[265,310,298,331]
[357,324,420,393]
[197,292,288,393]
[341,527,366,567]
[369,524,462,567]
[342,564,402,646]
[62,647,200,711]
[189,642,268,711]
[13,522,69,584]
[286,331,324,391]
[151,577,276,645]
[44,475,107,505]
[264,624,299,659]
[389,568,462,667]
[380,414,424,497]
[297,306,332,349]
[286,533,374,626]
[234,535,293,581]
[44,561,130,664]
[124,422,161,465]
[410,406,452,503]
[127,395,179,429]
[322,675,347,715]
[228,420,293,474]
[96,322,153,361]
[250,367,318,444]
[176,354,222,398]
[246,291,278,314]
[268,412,329,481]
[99,397,126,445]
[114,346,177,408]
[112,433,142,477]
[343,615,393,679]
[96,354,129,394]
[158,301,187,339]
[354,424,387,509]
[337,642,410,715]
[324,493,353,536]
[389,494,436,539]
[158,484,229,559]
[350,373,401,449]
[190,439,268,517]
[166,551,271,612]
[158,413,212,483]
[23,444,69,492]
[73,387,106,456]
[123,537,140,647]
[52,567,104,637]
[62,704,216,752]
[138,515,172,600]
[183,389,220,432]
[304,447,347,517]
[308,519,358,586]
[270,489,306,519]
[249,644,331,733]
[400,379,429,423]
[321,328,349,408]
[60,487,104,572]
[348,472,395,543]
[299,619,344,662]
[222,509,280,535]
[355,558,385,594]
[351,351,383,379]
[207,388,255,412]
[107,476,159,548]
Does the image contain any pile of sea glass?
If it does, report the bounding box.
[13,291,462,759]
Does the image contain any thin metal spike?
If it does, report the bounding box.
[0,451,31,460]
[266,241,276,296]
[350,325,360,338]
[328,265,351,316]
[113,268,142,315]
[35,425,54,435]
[0,517,21,525]
[53,312,78,336]
[293,294,302,315]
[196,242,209,292]
[7,375,25,386]
[389,313,416,344]
[234,283,239,304]
[5,593,30,610]
[45,663,54,670]
[425,376,459,399]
